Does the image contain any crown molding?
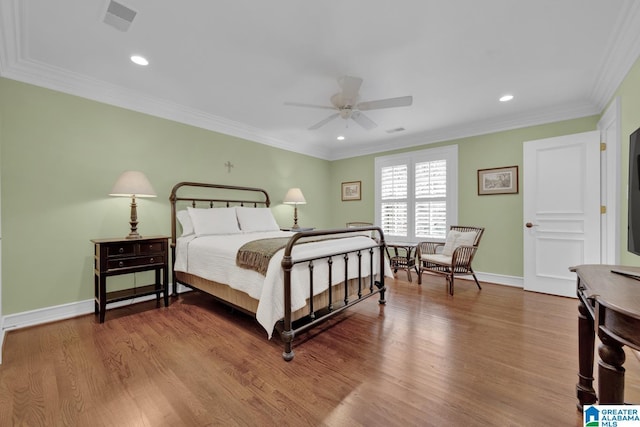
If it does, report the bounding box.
[1,55,333,159]
[590,1,640,110]
[329,100,601,160]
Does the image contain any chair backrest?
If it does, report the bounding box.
[346,221,373,228]
[449,226,484,247]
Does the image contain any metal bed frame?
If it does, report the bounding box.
[169,182,387,360]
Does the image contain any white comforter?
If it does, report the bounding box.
[174,231,392,338]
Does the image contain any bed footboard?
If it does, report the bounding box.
[280,226,387,361]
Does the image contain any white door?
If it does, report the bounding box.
[523,131,601,297]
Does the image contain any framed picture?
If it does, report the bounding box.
[477,166,519,195]
[341,181,362,201]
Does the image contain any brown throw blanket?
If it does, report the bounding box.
[236,237,291,275]
[236,235,358,275]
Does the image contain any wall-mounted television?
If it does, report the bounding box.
[628,127,640,255]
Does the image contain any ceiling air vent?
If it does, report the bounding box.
[103,0,137,32]
[386,127,406,134]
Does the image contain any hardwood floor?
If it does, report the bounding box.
[1,275,638,426]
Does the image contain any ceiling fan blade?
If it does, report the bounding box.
[338,76,363,104]
[284,101,336,110]
[309,113,340,130]
[357,95,413,111]
[351,111,377,130]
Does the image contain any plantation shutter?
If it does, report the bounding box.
[380,164,408,237]
[415,159,447,239]
[375,145,457,242]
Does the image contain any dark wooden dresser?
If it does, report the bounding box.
[92,236,169,322]
[574,264,640,408]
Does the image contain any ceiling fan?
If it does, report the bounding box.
[285,76,413,130]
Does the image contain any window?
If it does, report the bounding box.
[375,146,458,242]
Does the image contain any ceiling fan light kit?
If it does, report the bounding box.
[285,75,412,131]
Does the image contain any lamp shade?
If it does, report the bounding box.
[283,188,306,205]
[109,171,157,198]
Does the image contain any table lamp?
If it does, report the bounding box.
[109,171,157,239]
[283,188,306,229]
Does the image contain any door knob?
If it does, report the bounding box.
[525,222,538,228]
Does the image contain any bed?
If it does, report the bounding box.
[170,182,390,360]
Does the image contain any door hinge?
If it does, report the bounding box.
[601,142,607,151]
[601,205,607,214]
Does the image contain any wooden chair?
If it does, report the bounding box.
[417,226,484,295]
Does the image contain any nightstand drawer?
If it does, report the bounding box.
[139,241,164,254]
[107,243,136,257]
[107,255,165,270]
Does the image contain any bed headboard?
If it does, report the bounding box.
[169,181,271,248]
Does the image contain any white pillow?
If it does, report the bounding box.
[457,231,477,247]
[236,207,280,232]
[442,231,477,256]
[176,210,194,236]
[187,207,240,236]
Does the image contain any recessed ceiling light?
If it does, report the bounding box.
[130,55,149,66]
[499,94,514,102]
[337,135,345,141]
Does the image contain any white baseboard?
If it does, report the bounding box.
[1,293,164,333]
[1,284,195,336]
[476,272,523,288]
[174,283,194,294]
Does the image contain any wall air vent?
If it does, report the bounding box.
[103,0,137,32]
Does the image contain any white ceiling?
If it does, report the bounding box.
[1,0,640,160]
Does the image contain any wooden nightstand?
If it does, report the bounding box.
[91,236,169,323]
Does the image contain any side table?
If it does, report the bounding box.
[386,242,419,282]
[91,236,169,322]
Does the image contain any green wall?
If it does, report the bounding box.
[0,78,331,315]
[330,117,599,278]
[2,52,640,316]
